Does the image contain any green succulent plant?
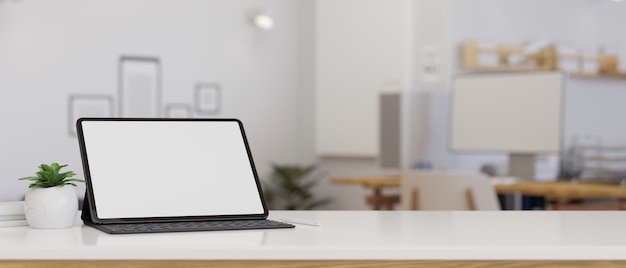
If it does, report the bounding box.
[18,163,84,188]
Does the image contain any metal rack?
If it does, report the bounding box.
[577,145,626,182]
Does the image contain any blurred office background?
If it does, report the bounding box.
[2,0,626,210]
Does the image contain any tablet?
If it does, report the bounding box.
[77,118,268,224]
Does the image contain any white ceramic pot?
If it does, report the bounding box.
[23,185,78,229]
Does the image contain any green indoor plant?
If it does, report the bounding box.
[18,163,84,229]
[262,164,332,210]
[19,163,84,188]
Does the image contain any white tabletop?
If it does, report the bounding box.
[1,210,626,260]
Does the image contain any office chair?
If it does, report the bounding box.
[400,170,501,210]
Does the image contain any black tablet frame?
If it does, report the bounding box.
[77,118,269,225]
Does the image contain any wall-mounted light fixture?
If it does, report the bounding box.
[252,13,274,30]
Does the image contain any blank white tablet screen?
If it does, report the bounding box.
[80,120,265,219]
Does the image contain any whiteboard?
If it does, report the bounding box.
[450,72,563,153]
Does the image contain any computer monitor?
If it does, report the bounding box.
[449,71,564,179]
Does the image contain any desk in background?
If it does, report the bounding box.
[331,176,626,210]
[2,210,626,267]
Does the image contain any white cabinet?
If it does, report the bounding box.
[314,0,408,156]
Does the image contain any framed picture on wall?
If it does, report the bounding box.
[119,56,161,117]
[194,83,221,114]
[68,94,114,137]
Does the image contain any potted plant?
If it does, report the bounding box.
[18,163,84,229]
[262,164,332,210]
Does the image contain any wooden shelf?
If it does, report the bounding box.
[461,40,626,80]
[461,41,558,71]
[570,72,626,79]
[465,66,553,72]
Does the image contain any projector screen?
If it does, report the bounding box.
[449,72,563,153]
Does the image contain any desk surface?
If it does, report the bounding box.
[332,176,626,199]
[2,210,626,261]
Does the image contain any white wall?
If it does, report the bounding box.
[0,0,308,201]
[565,77,626,145]
[295,0,318,165]
[404,0,449,169]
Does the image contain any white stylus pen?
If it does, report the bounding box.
[279,218,321,227]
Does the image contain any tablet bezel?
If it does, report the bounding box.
[76,118,269,224]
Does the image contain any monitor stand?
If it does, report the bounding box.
[508,153,535,179]
[506,154,537,210]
